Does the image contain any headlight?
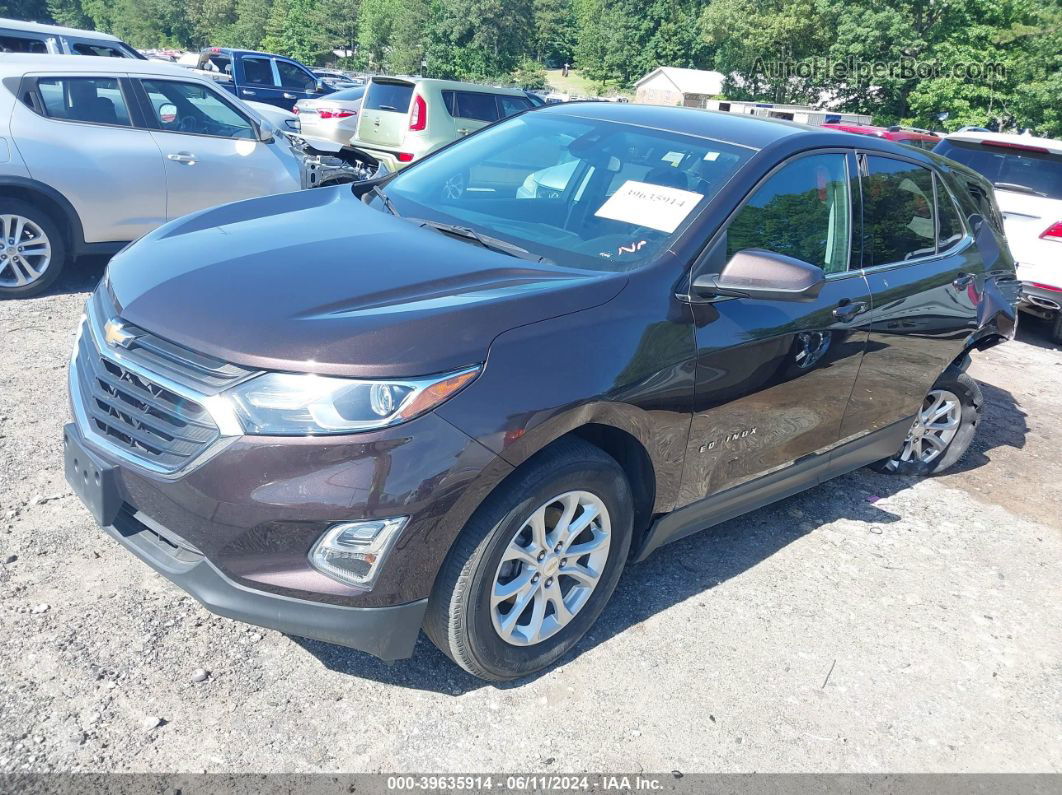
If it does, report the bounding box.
[225,365,479,435]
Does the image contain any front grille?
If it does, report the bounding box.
[75,329,221,472]
[71,286,257,473]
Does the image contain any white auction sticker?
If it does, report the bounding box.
[593,180,704,233]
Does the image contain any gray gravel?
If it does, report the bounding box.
[1,258,1060,773]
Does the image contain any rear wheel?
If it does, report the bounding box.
[0,200,67,299]
[1051,312,1062,345]
[873,368,983,475]
[424,438,632,681]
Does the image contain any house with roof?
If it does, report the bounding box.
[633,67,726,107]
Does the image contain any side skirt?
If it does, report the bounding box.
[633,417,912,562]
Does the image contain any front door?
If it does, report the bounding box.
[680,150,872,504]
[136,78,298,219]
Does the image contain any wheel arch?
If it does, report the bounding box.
[0,176,84,254]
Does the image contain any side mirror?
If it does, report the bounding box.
[692,249,826,302]
[315,79,329,94]
[158,103,177,124]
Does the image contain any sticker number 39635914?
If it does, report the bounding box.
[593,180,705,234]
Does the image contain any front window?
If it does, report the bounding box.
[142,79,256,139]
[375,113,753,271]
[725,153,852,274]
[276,60,316,92]
[935,139,1062,200]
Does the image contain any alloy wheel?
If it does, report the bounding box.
[0,214,52,289]
[887,388,961,470]
[490,490,611,646]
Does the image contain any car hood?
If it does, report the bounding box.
[107,186,626,378]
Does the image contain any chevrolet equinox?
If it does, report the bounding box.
[65,103,1018,680]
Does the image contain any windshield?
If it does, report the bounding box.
[935,139,1062,200]
[375,113,754,271]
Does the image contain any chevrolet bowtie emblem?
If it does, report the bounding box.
[103,319,136,349]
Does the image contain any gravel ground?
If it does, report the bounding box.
[1,258,1060,774]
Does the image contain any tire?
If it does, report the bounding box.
[424,438,633,681]
[872,367,983,476]
[1051,312,1062,346]
[0,199,68,299]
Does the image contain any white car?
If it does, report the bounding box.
[934,131,1062,341]
[0,55,360,298]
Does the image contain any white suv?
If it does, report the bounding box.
[0,55,360,298]
[934,131,1062,341]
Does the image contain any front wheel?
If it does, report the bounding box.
[873,368,983,475]
[424,438,633,681]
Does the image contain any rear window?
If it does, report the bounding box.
[365,82,413,113]
[329,86,366,102]
[35,76,131,127]
[0,34,48,53]
[935,139,1062,200]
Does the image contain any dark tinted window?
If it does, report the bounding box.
[499,95,533,118]
[862,156,937,264]
[36,76,131,126]
[364,82,413,112]
[934,139,1062,200]
[452,91,499,122]
[242,56,275,86]
[936,176,965,250]
[276,60,315,91]
[0,34,48,53]
[727,153,852,273]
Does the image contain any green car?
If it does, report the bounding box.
[350,77,540,173]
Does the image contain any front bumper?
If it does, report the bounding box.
[106,499,427,660]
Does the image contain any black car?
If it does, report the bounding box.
[65,103,1018,681]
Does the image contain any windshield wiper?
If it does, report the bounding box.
[993,182,1048,197]
[406,217,552,263]
[369,185,400,216]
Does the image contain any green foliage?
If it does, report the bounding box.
[8,0,1060,135]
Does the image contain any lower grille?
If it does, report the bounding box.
[75,330,221,472]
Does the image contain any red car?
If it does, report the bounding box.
[822,123,939,150]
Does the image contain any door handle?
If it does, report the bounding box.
[167,152,197,165]
[457,128,471,136]
[833,300,869,321]
[953,272,976,288]
[283,92,296,100]
[241,89,256,96]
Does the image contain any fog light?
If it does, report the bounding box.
[309,517,408,588]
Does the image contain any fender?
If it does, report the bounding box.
[0,175,127,256]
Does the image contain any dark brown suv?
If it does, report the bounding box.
[65,103,1018,681]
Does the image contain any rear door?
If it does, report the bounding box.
[445,90,500,137]
[135,77,299,219]
[355,79,414,147]
[839,153,983,440]
[10,73,165,242]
